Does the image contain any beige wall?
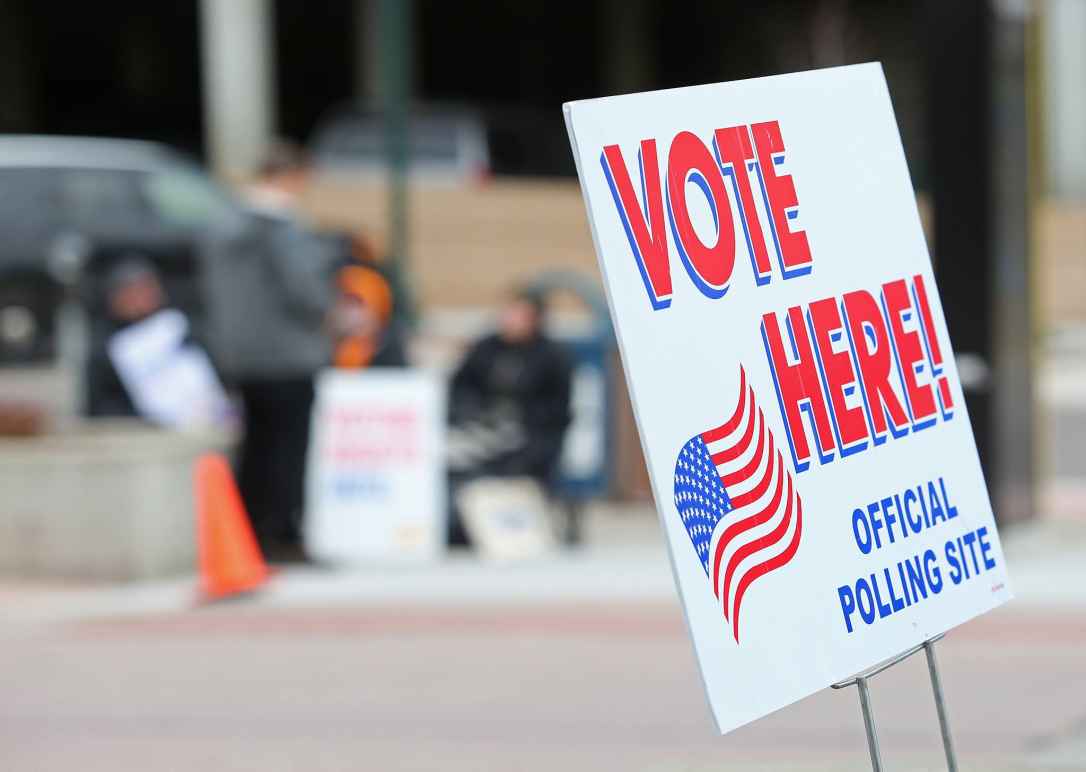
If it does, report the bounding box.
[303,179,599,309]
[1036,200,1086,328]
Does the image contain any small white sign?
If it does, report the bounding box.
[305,369,446,563]
[564,63,1011,733]
[457,477,554,561]
[107,309,231,428]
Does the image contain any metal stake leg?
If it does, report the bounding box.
[924,639,959,772]
[833,634,955,770]
[855,676,885,772]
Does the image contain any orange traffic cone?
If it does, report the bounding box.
[194,454,269,599]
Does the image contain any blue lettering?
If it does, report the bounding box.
[884,567,905,612]
[868,502,885,549]
[939,477,958,519]
[871,573,893,618]
[897,561,913,606]
[838,585,857,632]
[962,530,981,574]
[977,526,996,570]
[903,488,922,533]
[928,481,945,523]
[924,548,943,592]
[905,554,928,600]
[945,540,962,584]
[880,496,897,544]
[856,577,876,624]
[894,494,908,539]
[956,536,972,579]
[852,507,872,553]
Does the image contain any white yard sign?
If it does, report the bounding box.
[305,370,446,563]
[564,63,1011,733]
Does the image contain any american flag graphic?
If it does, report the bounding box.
[673,367,803,643]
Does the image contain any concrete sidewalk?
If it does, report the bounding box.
[1,509,1084,772]
[3,505,1085,627]
[4,503,1086,625]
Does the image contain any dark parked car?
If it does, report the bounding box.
[0,136,249,363]
[308,103,575,183]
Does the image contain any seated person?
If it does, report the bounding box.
[85,256,228,427]
[84,257,168,418]
[447,288,572,544]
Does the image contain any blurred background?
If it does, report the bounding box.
[0,1,1083,770]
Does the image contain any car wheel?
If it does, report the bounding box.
[0,279,56,365]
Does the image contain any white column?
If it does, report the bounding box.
[1042,0,1086,198]
[199,0,277,180]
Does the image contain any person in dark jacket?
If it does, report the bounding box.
[201,198,338,559]
[447,288,573,545]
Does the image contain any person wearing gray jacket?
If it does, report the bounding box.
[202,207,338,558]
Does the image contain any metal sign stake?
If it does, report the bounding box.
[924,639,958,772]
[832,633,958,772]
[854,674,884,771]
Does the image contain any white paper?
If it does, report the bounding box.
[107,309,232,428]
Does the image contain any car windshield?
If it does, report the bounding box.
[142,168,241,229]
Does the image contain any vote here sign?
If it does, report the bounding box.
[564,63,1012,734]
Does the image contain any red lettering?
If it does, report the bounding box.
[761,307,836,471]
[604,121,814,310]
[807,297,869,452]
[882,279,937,426]
[842,290,910,440]
[911,274,954,416]
[751,121,812,277]
[713,125,771,282]
[601,140,672,308]
[666,131,736,297]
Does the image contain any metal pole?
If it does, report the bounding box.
[855,676,885,772]
[924,639,959,772]
[379,0,414,321]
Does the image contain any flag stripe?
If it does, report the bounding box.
[728,495,803,642]
[721,409,768,490]
[726,432,776,508]
[711,452,785,603]
[707,392,758,465]
[673,365,803,644]
[720,472,795,626]
[700,367,748,443]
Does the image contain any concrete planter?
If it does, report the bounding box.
[0,421,234,581]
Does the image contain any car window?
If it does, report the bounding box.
[142,170,241,230]
[311,110,489,182]
[57,170,146,227]
[0,168,62,236]
[320,119,461,164]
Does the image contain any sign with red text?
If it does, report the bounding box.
[305,370,446,563]
[564,63,1011,734]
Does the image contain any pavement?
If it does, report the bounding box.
[1,504,1085,772]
